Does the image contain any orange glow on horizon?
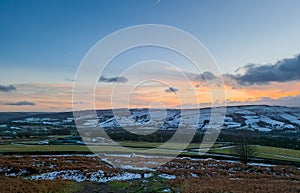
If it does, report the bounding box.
[1,81,300,111]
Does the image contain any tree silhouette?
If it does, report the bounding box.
[232,132,257,164]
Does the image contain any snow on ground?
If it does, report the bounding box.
[248,162,275,167]
[27,168,176,182]
[292,112,300,118]
[223,122,241,129]
[224,116,233,122]
[284,124,296,129]
[191,173,198,178]
[281,113,300,126]
[99,118,120,128]
[62,118,74,123]
[25,117,41,122]
[27,170,144,182]
[243,115,260,126]
[5,105,300,133]
[158,174,176,179]
[245,118,260,126]
[256,127,272,132]
[260,117,285,127]
[98,172,142,182]
[76,114,95,120]
[10,126,22,130]
[235,110,255,115]
[83,120,98,127]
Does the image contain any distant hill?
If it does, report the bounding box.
[1,105,300,133]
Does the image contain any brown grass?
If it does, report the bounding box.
[169,176,300,193]
[0,155,121,177]
[161,159,300,193]
[1,156,300,192]
[0,175,69,193]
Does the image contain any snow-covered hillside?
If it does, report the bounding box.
[4,105,300,133]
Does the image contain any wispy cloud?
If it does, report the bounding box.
[165,87,178,93]
[99,76,128,83]
[226,94,300,107]
[4,101,36,106]
[0,84,16,92]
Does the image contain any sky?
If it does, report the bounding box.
[0,0,300,111]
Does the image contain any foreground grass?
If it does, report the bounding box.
[2,175,300,193]
[0,176,81,193]
[1,154,300,193]
[171,176,300,193]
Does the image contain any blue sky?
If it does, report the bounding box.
[1,0,300,84]
[1,0,300,111]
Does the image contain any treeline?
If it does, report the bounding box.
[1,127,76,139]
[218,130,300,150]
[3,125,300,150]
[106,128,300,150]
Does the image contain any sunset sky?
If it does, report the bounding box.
[1,0,300,111]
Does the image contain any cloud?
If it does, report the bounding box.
[231,54,300,85]
[225,94,300,107]
[64,78,76,82]
[194,71,216,81]
[0,84,16,92]
[165,87,178,93]
[5,101,36,106]
[99,76,128,83]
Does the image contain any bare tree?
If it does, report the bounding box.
[232,143,256,164]
[232,131,257,164]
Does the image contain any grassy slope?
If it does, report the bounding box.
[210,145,300,162]
[0,142,222,154]
[1,142,300,162]
[119,142,223,149]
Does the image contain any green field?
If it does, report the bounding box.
[119,141,223,149]
[0,143,210,156]
[1,141,300,163]
[0,141,223,154]
[210,145,300,162]
[0,144,91,153]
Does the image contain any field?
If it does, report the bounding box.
[210,145,300,162]
[1,137,300,192]
[1,141,300,163]
[1,155,300,193]
[0,141,223,155]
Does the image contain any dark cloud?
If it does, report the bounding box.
[234,64,256,73]
[99,76,128,83]
[64,78,76,82]
[165,87,178,93]
[194,71,216,81]
[0,84,16,92]
[232,54,300,85]
[72,101,86,104]
[5,101,36,106]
